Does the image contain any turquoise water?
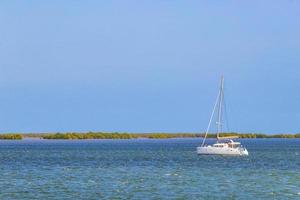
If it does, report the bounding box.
[0,138,299,199]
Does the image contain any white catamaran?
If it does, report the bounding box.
[197,76,248,156]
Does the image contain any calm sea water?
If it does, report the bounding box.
[0,138,299,199]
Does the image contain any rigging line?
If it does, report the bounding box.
[201,91,220,147]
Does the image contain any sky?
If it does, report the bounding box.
[0,0,299,133]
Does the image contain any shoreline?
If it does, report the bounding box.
[0,132,300,140]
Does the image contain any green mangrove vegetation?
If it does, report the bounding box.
[207,132,300,139]
[1,132,300,140]
[0,134,23,140]
[35,132,300,139]
[42,132,138,140]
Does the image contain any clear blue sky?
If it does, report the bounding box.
[0,1,299,133]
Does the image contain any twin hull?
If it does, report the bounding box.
[197,146,248,156]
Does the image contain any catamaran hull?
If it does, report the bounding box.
[197,146,248,156]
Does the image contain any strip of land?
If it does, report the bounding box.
[0,132,300,140]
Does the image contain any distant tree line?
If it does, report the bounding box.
[206,133,266,138]
[140,133,199,139]
[0,134,23,140]
[39,132,300,139]
[207,132,300,138]
[42,132,137,140]
[1,132,300,140]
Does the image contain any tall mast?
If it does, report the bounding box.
[216,76,224,140]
